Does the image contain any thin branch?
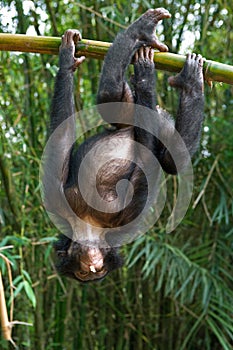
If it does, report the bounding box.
[192,155,220,209]
[0,34,233,84]
[75,3,126,29]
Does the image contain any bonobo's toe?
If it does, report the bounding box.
[168,52,205,89]
[133,46,154,64]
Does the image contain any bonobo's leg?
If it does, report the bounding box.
[97,8,171,127]
[132,46,156,109]
[130,46,158,151]
[159,53,205,174]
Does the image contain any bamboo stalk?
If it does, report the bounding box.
[0,33,233,84]
[0,271,11,341]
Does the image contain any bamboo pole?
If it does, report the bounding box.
[0,33,233,84]
[0,271,11,341]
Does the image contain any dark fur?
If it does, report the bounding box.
[47,9,204,282]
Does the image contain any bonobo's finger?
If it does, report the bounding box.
[144,46,150,60]
[150,36,169,52]
[133,50,139,63]
[73,55,86,70]
[152,7,171,23]
[139,46,144,60]
[77,56,86,64]
[141,8,171,30]
[196,54,205,67]
[190,52,197,60]
[73,31,82,45]
[149,48,154,62]
[61,29,82,48]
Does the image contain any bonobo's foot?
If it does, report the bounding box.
[168,53,205,92]
[128,8,171,52]
[131,46,155,88]
[59,29,85,71]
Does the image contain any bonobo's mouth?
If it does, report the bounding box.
[77,260,107,273]
[74,266,108,281]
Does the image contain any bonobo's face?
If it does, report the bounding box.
[73,244,108,282]
[55,237,124,283]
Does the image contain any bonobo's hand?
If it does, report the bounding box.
[127,8,171,52]
[59,29,85,71]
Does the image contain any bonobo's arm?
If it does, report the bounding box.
[97,8,171,126]
[159,53,205,174]
[49,29,85,184]
[50,30,85,134]
[43,30,85,220]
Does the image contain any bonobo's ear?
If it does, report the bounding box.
[104,248,124,271]
[56,250,67,257]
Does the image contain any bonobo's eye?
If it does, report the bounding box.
[74,267,108,281]
[97,267,107,275]
[79,270,89,277]
[75,270,89,280]
[57,250,67,257]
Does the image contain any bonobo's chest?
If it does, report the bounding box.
[76,127,135,197]
[65,126,139,210]
[64,126,142,226]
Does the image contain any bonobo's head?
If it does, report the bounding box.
[54,235,124,282]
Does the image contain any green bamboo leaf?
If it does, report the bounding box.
[22,269,32,283]
[181,312,206,350]
[208,311,233,335]
[206,317,231,350]
[142,246,163,278]
[13,281,24,298]
[127,248,145,269]
[24,281,36,308]
[12,275,23,285]
[174,269,196,298]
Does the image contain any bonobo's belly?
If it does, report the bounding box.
[64,127,147,227]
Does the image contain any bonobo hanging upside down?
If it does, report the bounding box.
[43,8,205,282]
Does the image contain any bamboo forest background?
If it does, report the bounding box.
[0,1,233,349]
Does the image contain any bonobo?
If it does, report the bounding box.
[44,8,205,282]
